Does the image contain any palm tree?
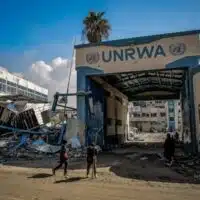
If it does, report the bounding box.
[82,11,111,43]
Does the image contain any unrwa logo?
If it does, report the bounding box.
[169,43,186,56]
[86,52,100,64]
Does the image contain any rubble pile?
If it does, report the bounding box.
[127,133,166,143]
[126,152,163,164]
[172,156,200,181]
[0,145,87,165]
[0,98,89,165]
[0,133,98,164]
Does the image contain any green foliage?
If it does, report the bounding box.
[82,11,111,43]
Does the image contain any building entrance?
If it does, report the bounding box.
[85,68,193,149]
[75,29,200,154]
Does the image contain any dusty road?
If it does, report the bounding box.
[0,165,200,200]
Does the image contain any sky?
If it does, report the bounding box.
[0,0,200,107]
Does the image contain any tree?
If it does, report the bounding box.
[82,11,111,43]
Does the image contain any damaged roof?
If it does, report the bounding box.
[88,69,186,101]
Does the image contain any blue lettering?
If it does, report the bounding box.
[102,51,112,62]
[154,45,166,57]
[137,46,154,59]
[113,50,124,62]
[125,48,135,60]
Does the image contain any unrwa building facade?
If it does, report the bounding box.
[75,30,200,153]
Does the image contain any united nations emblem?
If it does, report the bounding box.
[169,43,186,56]
[86,52,100,64]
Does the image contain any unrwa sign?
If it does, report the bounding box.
[103,45,165,62]
[85,43,186,64]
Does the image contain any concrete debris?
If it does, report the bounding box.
[194,173,200,181]
[29,144,61,154]
[126,153,139,160]
[124,151,200,182]
[0,100,88,164]
[127,133,166,143]
[140,156,148,160]
[111,160,122,166]
[0,132,89,163]
[126,153,161,162]
[0,140,9,148]
[170,156,200,182]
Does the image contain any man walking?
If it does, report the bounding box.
[164,133,175,166]
[86,142,98,178]
[52,140,69,178]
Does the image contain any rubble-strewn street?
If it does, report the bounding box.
[1,147,200,200]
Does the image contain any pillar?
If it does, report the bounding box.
[76,66,104,145]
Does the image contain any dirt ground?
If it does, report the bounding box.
[1,151,200,200]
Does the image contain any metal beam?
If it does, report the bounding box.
[129,92,180,101]
[114,75,184,86]
[122,83,182,92]
[55,104,76,110]
[0,125,50,135]
[170,69,173,87]
[124,87,180,96]
[54,91,92,97]
[157,72,161,85]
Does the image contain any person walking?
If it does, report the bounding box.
[52,140,69,178]
[175,131,179,143]
[86,142,98,178]
[164,133,175,165]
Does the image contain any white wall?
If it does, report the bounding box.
[0,68,48,95]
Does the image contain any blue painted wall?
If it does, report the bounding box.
[76,66,104,146]
[76,66,103,123]
[86,79,104,146]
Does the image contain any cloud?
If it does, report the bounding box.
[28,56,77,108]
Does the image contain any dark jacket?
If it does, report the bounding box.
[60,144,68,161]
[87,145,97,163]
[164,137,175,158]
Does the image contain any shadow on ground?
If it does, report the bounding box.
[109,153,200,184]
[3,153,119,170]
[27,173,53,179]
[54,177,87,184]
